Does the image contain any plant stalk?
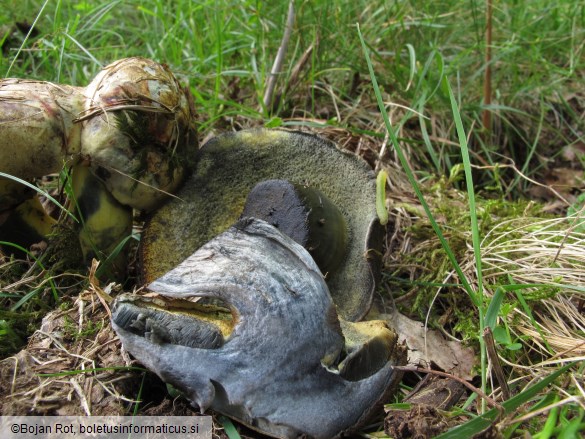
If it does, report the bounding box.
[482,0,493,141]
[263,0,295,112]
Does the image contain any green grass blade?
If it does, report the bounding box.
[218,416,241,439]
[413,49,445,101]
[62,32,103,68]
[442,76,483,305]
[0,172,77,223]
[485,282,564,340]
[9,287,44,311]
[132,371,147,417]
[405,43,416,91]
[95,232,140,279]
[532,396,560,439]
[4,0,50,77]
[442,74,488,409]
[0,241,59,305]
[435,363,576,439]
[376,170,389,225]
[357,24,479,307]
[505,393,558,438]
[484,286,505,329]
[557,410,584,439]
[508,99,545,195]
[514,289,554,354]
[418,91,442,173]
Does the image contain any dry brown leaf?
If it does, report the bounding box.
[381,310,477,380]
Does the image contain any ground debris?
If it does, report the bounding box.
[0,285,253,439]
[0,288,136,416]
[384,404,451,439]
[384,373,467,439]
[404,375,466,409]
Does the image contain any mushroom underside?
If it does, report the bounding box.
[141,128,383,322]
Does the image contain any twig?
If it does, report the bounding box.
[470,161,571,205]
[70,377,91,416]
[393,365,502,410]
[87,259,113,319]
[81,157,184,202]
[263,0,295,112]
[553,200,585,264]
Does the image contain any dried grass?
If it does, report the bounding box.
[383,170,585,411]
[0,280,137,415]
[481,214,585,360]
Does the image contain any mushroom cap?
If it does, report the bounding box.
[113,218,404,439]
[241,179,349,276]
[80,57,197,211]
[141,128,382,321]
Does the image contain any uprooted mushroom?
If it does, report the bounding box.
[113,129,407,438]
[0,57,197,277]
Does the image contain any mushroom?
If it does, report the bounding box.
[141,128,382,321]
[112,218,406,439]
[0,57,196,275]
[79,57,197,212]
[0,79,84,249]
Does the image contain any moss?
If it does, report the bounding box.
[0,310,43,358]
[0,223,87,359]
[45,223,85,273]
[384,177,555,340]
[62,315,104,341]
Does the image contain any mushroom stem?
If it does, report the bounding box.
[241,179,348,276]
[0,58,196,277]
[0,197,56,256]
[71,164,133,279]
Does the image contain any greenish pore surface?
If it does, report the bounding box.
[141,128,382,322]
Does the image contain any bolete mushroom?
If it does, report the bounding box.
[0,57,196,276]
[112,218,406,439]
[141,128,381,321]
